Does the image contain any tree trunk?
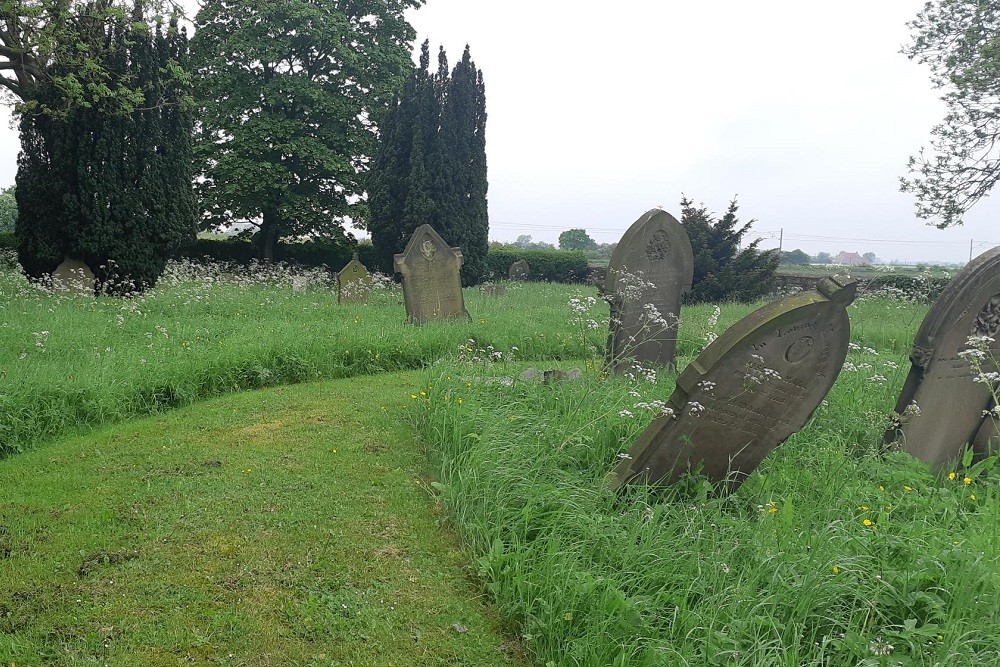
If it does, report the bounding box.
[260,208,281,263]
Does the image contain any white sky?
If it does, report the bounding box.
[2,0,998,263]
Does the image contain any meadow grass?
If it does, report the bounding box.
[0,259,617,457]
[1,372,527,666]
[5,258,986,666]
[412,296,1000,667]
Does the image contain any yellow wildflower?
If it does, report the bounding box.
[903,485,913,492]
[831,566,840,574]
[948,471,957,480]
[970,493,977,501]
[863,518,873,527]
[963,476,972,485]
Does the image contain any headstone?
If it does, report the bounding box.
[605,209,694,373]
[885,246,1000,469]
[608,276,858,494]
[394,225,470,324]
[508,259,530,281]
[337,253,372,304]
[51,258,95,296]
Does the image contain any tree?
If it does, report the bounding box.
[781,249,811,265]
[901,1,1000,228]
[680,196,779,304]
[814,251,833,264]
[0,1,171,115]
[15,13,196,292]
[862,251,880,265]
[558,228,597,251]
[0,186,14,233]
[368,41,489,285]
[191,0,421,262]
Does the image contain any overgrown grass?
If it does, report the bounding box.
[1,372,527,666]
[0,260,615,456]
[413,298,1000,666]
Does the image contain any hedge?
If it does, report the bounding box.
[484,248,589,283]
[176,237,378,273]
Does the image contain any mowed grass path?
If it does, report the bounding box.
[1,372,525,666]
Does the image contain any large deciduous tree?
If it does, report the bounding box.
[901,1,1000,228]
[558,228,598,252]
[190,0,421,262]
[368,41,488,286]
[680,196,779,304]
[11,5,197,293]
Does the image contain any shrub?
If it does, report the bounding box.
[484,248,589,283]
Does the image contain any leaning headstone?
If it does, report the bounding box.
[508,259,530,281]
[608,276,858,494]
[605,209,694,373]
[51,257,96,296]
[337,253,372,304]
[886,246,1000,469]
[394,225,470,324]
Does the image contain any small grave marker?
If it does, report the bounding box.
[51,258,95,296]
[609,276,858,493]
[394,225,470,324]
[886,246,1000,468]
[508,259,530,281]
[337,253,372,304]
[605,209,694,372]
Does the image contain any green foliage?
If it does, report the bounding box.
[814,251,833,264]
[558,228,598,251]
[901,1,1000,227]
[780,248,811,265]
[15,16,196,293]
[368,41,489,285]
[0,1,165,114]
[190,0,420,261]
[0,185,15,232]
[681,196,780,304]
[485,248,590,283]
[178,237,378,273]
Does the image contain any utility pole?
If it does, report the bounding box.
[971,238,974,263]
[778,228,783,253]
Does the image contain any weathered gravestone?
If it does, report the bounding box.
[51,257,96,296]
[508,259,530,281]
[608,276,858,494]
[394,225,470,324]
[885,246,1000,469]
[337,253,372,304]
[605,209,694,372]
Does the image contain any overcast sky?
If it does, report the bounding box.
[2,0,998,263]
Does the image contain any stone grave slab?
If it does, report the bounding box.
[885,246,1000,469]
[508,259,530,281]
[608,276,858,494]
[605,209,694,372]
[394,225,470,324]
[51,257,96,296]
[337,253,372,304]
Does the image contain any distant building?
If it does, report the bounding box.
[834,251,866,266]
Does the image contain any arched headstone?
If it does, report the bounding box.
[605,209,694,372]
[51,258,96,296]
[394,225,470,324]
[609,276,858,494]
[886,246,1000,468]
[337,254,372,304]
[508,259,530,281]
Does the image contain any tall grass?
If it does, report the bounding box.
[413,297,1000,666]
[0,259,603,456]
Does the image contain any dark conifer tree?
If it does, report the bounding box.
[369,42,488,285]
[16,16,196,294]
[680,196,779,304]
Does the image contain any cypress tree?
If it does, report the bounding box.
[15,16,196,294]
[681,196,779,304]
[368,43,488,285]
